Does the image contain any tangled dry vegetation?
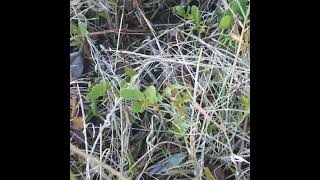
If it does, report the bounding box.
[70,0,250,179]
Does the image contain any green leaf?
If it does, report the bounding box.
[155,92,163,102]
[90,102,98,116]
[128,151,138,176]
[225,9,232,16]
[239,95,250,113]
[163,86,172,97]
[131,101,146,113]
[191,5,201,26]
[187,6,191,14]
[78,15,87,37]
[166,152,187,169]
[219,34,232,46]
[169,125,182,135]
[120,88,145,101]
[186,14,194,20]
[145,86,157,101]
[207,123,216,134]
[230,0,246,17]
[120,79,129,88]
[149,152,186,174]
[180,92,190,103]
[219,15,233,30]
[171,116,190,135]
[88,82,110,101]
[125,67,137,78]
[175,92,190,106]
[70,170,77,180]
[199,26,206,33]
[204,167,214,180]
[70,23,80,34]
[175,6,186,17]
[144,85,161,105]
[79,22,87,37]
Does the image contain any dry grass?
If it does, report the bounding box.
[70,0,250,179]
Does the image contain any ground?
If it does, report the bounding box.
[70,0,250,179]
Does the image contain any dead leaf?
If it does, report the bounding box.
[244,30,250,42]
[241,30,250,52]
[71,116,84,130]
[70,96,78,118]
[230,32,242,43]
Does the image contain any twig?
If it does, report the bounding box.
[240,117,249,156]
[70,143,127,180]
[89,98,122,157]
[89,29,151,36]
[89,25,173,36]
[75,84,90,179]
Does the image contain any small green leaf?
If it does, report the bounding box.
[125,67,137,78]
[171,117,190,135]
[175,6,186,17]
[144,86,158,105]
[186,6,191,14]
[88,82,110,101]
[131,101,146,113]
[169,125,179,133]
[79,22,87,37]
[180,92,190,103]
[145,85,157,99]
[113,90,119,98]
[219,15,233,30]
[120,79,128,88]
[239,95,250,113]
[219,34,233,46]
[191,5,200,26]
[120,88,145,101]
[207,123,216,134]
[204,167,214,180]
[128,151,138,176]
[90,102,98,116]
[78,15,87,37]
[186,14,194,20]
[70,170,77,180]
[156,92,163,102]
[145,97,153,105]
[230,0,246,17]
[199,26,206,33]
[149,152,186,174]
[70,23,80,34]
[225,9,232,16]
[166,152,187,169]
[163,86,172,97]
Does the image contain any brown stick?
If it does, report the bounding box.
[192,101,215,122]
